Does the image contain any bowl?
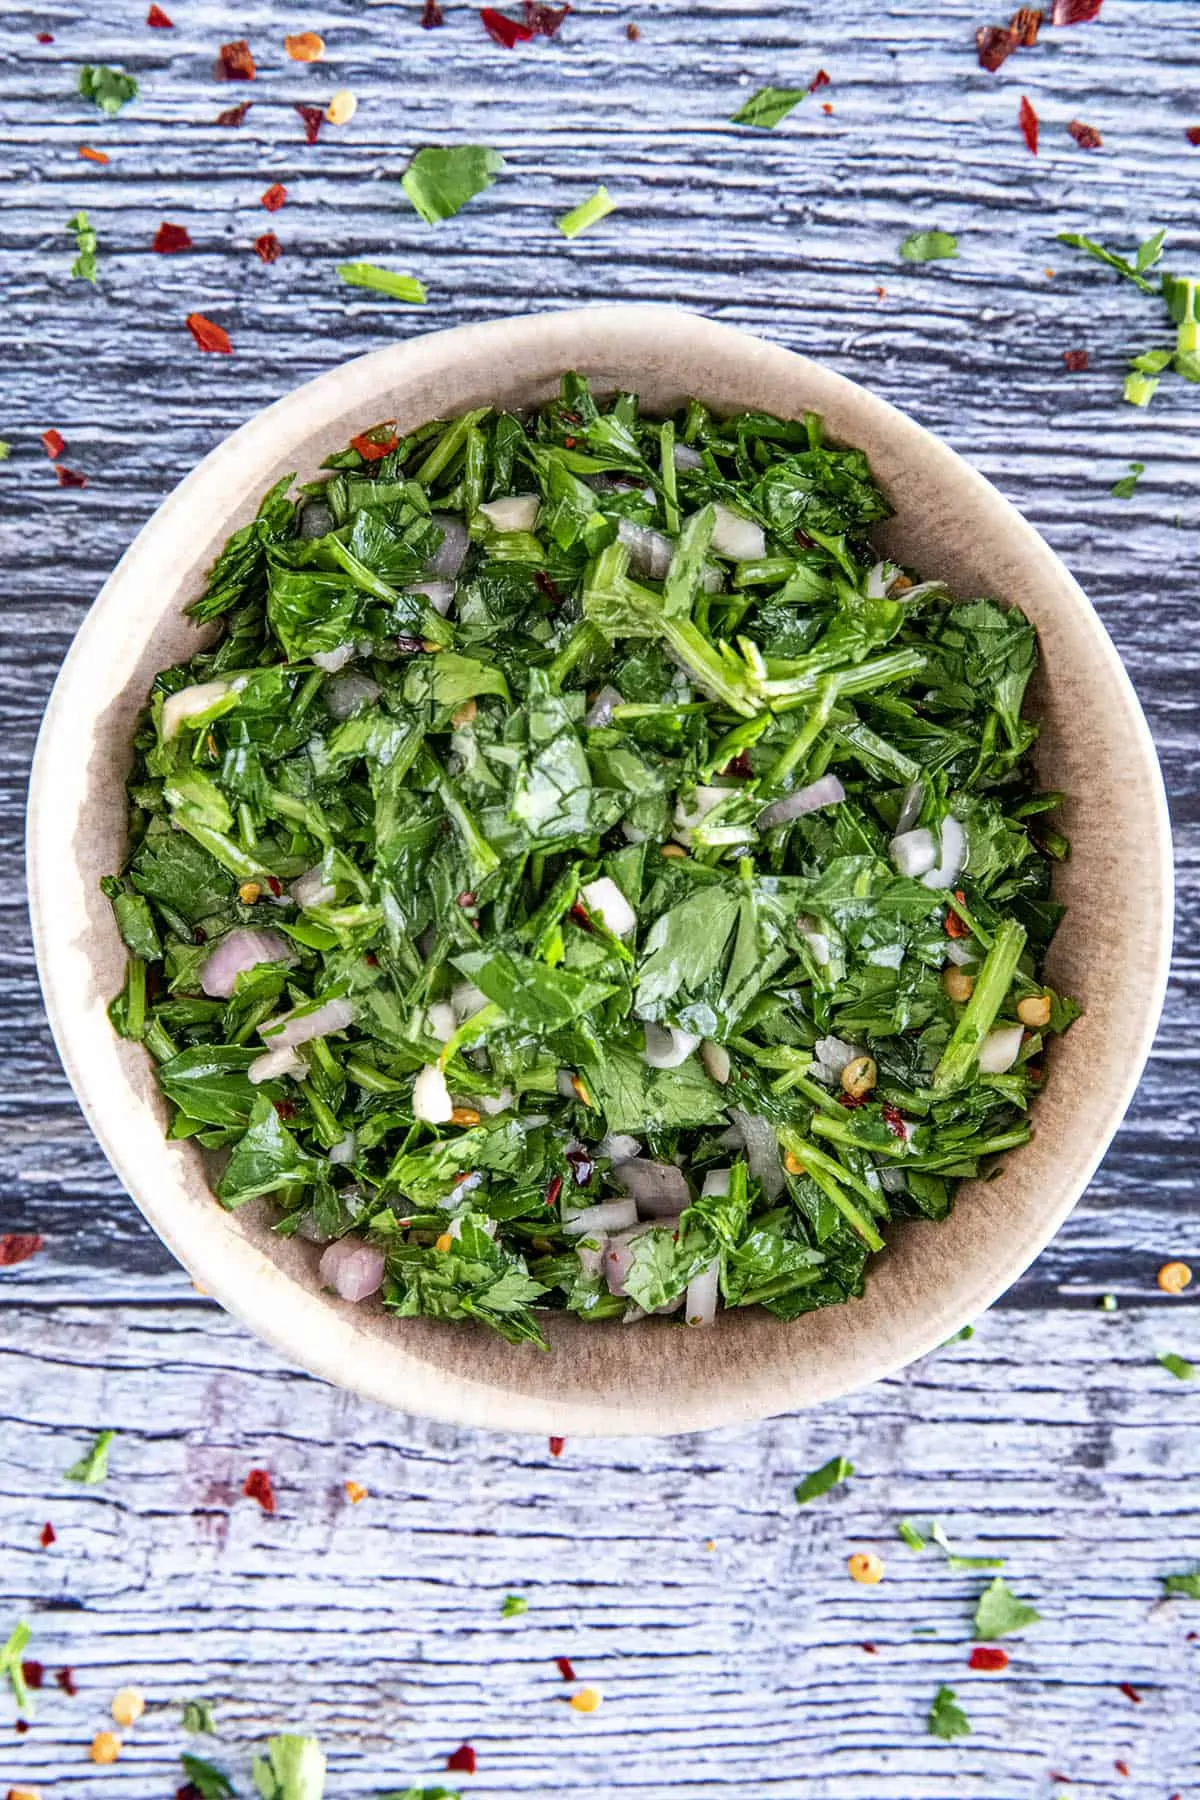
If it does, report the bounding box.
[28,306,1173,1436]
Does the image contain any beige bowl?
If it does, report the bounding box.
[28,306,1172,1436]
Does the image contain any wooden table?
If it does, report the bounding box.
[3,0,1197,1793]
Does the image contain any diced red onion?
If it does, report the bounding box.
[584,684,624,728]
[406,579,455,616]
[328,1130,357,1165]
[479,494,541,533]
[312,644,357,674]
[757,775,845,833]
[978,1024,1024,1074]
[614,1159,690,1217]
[564,1197,639,1237]
[617,517,676,580]
[318,1236,385,1303]
[412,1062,453,1123]
[890,826,938,879]
[642,1024,701,1069]
[248,1044,306,1085]
[701,1167,731,1197]
[729,1108,785,1200]
[290,865,337,909]
[700,1040,731,1085]
[261,996,355,1051]
[161,676,240,740]
[673,443,704,471]
[599,1132,642,1162]
[709,503,766,561]
[324,671,381,720]
[579,876,637,939]
[922,815,965,890]
[426,514,469,578]
[685,1260,719,1327]
[200,928,293,999]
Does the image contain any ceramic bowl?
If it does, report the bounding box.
[28,306,1173,1436]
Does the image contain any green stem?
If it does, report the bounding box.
[933,918,1027,1093]
[777,1128,886,1251]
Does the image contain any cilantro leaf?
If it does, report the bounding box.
[64,1428,116,1484]
[337,263,428,303]
[794,1455,854,1504]
[730,86,808,129]
[928,1684,971,1741]
[79,63,139,114]
[182,1752,238,1799]
[401,146,505,224]
[900,230,959,263]
[973,1575,1041,1640]
[1162,1571,1200,1599]
[183,1697,218,1733]
[1157,1350,1196,1381]
[1110,461,1145,499]
[500,1593,528,1617]
[556,185,616,238]
[1057,228,1163,295]
[68,209,98,283]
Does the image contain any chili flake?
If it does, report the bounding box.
[534,570,563,605]
[345,1480,368,1503]
[147,3,174,23]
[555,1656,576,1680]
[1118,1681,1142,1703]
[523,0,571,33]
[79,145,109,163]
[881,1102,908,1138]
[40,1522,56,1547]
[285,30,325,59]
[266,875,282,896]
[968,1646,1009,1671]
[55,465,87,488]
[481,7,534,45]
[1051,0,1102,20]
[296,103,324,143]
[37,29,54,39]
[625,20,639,36]
[55,1668,77,1696]
[1018,94,1038,155]
[153,221,192,253]
[1067,119,1102,149]
[186,313,232,354]
[243,1467,276,1512]
[214,38,255,79]
[446,1745,476,1774]
[1012,5,1042,42]
[261,182,287,211]
[821,101,833,113]
[350,429,399,461]
[422,0,445,23]
[216,100,252,125]
[13,1719,29,1734]
[1114,1761,1129,1778]
[21,1662,44,1691]
[944,892,970,938]
[976,24,1018,69]
[1062,348,1088,371]
[549,1435,565,1457]
[544,1173,563,1210]
[810,67,831,88]
[255,232,282,263]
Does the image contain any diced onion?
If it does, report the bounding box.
[425,1002,456,1043]
[944,938,980,967]
[200,928,293,999]
[978,1025,1024,1075]
[922,815,965,890]
[318,1236,385,1303]
[890,827,938,879]
[579,876,637,939]
[757,775,845,833]
[261,996,355,1051]
[426,514,470,578]
[451,981,488,1022]
[328,1130,357,1165]
[412,1062,453,1123]
[798,917,831,966]
[324,671,380,720]
[709,503,766,561]
[406,579,456,616]
[642,1024,701,1069]
[879,1165,908,1194]
[599,1132,642,1162]
[812,1035,862,1080]
[614,1159,689,1217]
[895,779,924,836]
[312,644,356,674]
[576,1240,604,1280]
[673,443,704,471]
[479,494,541,533]
[701,1167,731,1197]
[162,677,241,741]
[248,1044,306,1085]
[563,1198,639,1237]
[685,1260,720,1327]
[290,865,337,909]
[700,1041,731,1084]
[673,784,728,842]
[584,684,624,728]
[476,1085,513,1116]
[617,517,675,580]
[729,1108,785,1200]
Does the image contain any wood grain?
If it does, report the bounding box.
[1,0,1198,1792]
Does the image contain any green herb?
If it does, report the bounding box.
[64,1427,116,1484]
[928,1684,971,1741]
[1,1620,33,1714]
[900,230,959,263]
[337,263,428,304]
[929,1519,1004,1571]
[1059,228,1200,407]
[401,146,504,224]
[1157,1350,1196,1381]
[0,442,11,461]
[1057,227,1164,295]
[556,185,617,239]
[500,1593,528,1617]
[79,63,138,114]
[730,86,808,129]
[1162,1571,1200,1599]
[1099,1293,1118,1311]
[379,1789,461,1799]
[942,1322,974,1344]
[69,209,98,283]
[1110,462,1144,499]
[897,1518,926,1551]
[252,1734,326,1800]
[973,1575,1041,1640]
[105,375,1076,1345]
[794,1454,854,1504]
[183,1697,218,1733]
[182,1752,238,1799]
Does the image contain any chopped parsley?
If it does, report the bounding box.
[730,86,808,129]
[1162,1571,1200,1599]
[973,1575,1041,1640]
[64,1427,116,1484]
[556,185,617,240]
[900,230,959,263]
[1157,1350,1196,1381]
[379,1789,461,1799]
[1059,229,1200,406]
[928,1684,971,1741]
[500,1593,528,1617]
[794,1454,853,1504]
[0,442,10,461]
[69,210,98,283]
[337,263,428,304]
[930,1519,1004,1571]
[1110,462,1144,499]
[79,63,139,114]
[183,1697,218,1733]
[897,1518,927,1551]
[181,1752,237,1799]
[401,146,505,224]
[1,1620,33,1713]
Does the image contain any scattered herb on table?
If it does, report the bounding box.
[730,86,809,129]
[338,263,429,304]
[68,209,98,282]
[79,63,139,113]
[104,376,1078,1347]
[401,146,505,224]
[928,1683,971,1740]
[64,1428,115,1484]
[556,186,617,239]
[930,1519,1005,1570]
[253,1733,326,1798]
[501,1593,528,1616]
[900,230,959,263]
[795,1454,853,1504]
[183,1697,218,1733]
[1058,227,1199,405]
[1157,1350,1196,1381]
[897,1518,927,1551]
[0,441,10,461]
[973,1575,1041,1639]
[1162,1571,1200,1599]
[1110,462,1144,499]
[0,1232,43,1264]
[380,1789,461,1799]
[182,1750,238,1798]
[1,1620,34,1713]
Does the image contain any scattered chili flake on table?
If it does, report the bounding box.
[1012,6,1041,42]
[1118,1681,1142,1703]
[40,429,64,459]
[55,465,87,488]
[1063,348,1089,371]
[186,313,232,353]
[79,144,109,163]
[861,1641,878,1654]
[153,222,192,253]
[810,67,831,88]
[345,1480,368,1503]
[524,0,571,33]
[446,1745,477,1775]
[215,38,255,78]
[13,1718,29,1734]
[976,24,1018,70]
[2,1233,46,1269]
[1114,1761,1129,1778]
[1157,1260,1191,1293]
[254,232,282,263]
[1067,119,1102,149]
[55,1668,77,1695]
[285,30,325,59]
[1018,94,1038,154]
[422,0,445,24]
[296,103,324,142]
[555,1656,576,1681]
[261,182,287,211]
[40,1522,56,1547]
[549,1436,565,1457]
[625,19,640,36]
[216,100,252,125]
[243,1468,275,1512]
[1187,127,1200,146]
[37,29,54,40]
[146,3,173,23]
[1051,0,1102,21]
[968,1646,1009,1671]
[821,101,833,113]
[481,8,534,45]
[21,1663,44,1692]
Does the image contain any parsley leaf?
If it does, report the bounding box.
[1057,228,1163,295]
[556,185,617,239]
[379,1789,461,1799]
[64,1428,116,1484]
[1157,1350,1196,1381]
[928,1684,971,1741]
[1110,461,1145,499]
[973,1575,1041,1640]
[68,210,98,283]
[929,1519,1005,1571]
[1,1620,33,1714]
[730,86,808,129]
[401,146,505,224]
[181,1752,237,1799]
[897,1518,927,1551]
[183,1697,218,1733]
[1162,1571,1200,1599]
[500,1593,528,1617]
[79,63,139,114]
[794,1455,854,1504]
[337,262,427,304]
[900,230,959,263]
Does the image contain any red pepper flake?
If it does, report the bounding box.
[186,312,232,354]
[1114,1762,1129,1778]
[296,103,325,143]
[809,68,831,89]
[147,3,174,23]
[523,0,571,33]
[976,24,1018,69]
[1118,1681,1142,1704]
[21,1662,44,1691]
[273,1099,297,1119]
[215,37,256,79]
[243,1467,276,1513]
[153,221,192,253]
[261,182,287,212]
[555,1655,576,1680]
[14,1718,28,1733]
[544,1173,563,1210]
[569,900,593,932]
[255,231,282,264]
[55,1667,77,1696]
[625,20,640,37]
[968,1645,1009,1671]
[861,1641,878,1654]
[350,430,400,462]
[55,465,87,488]
[422,0,445,22]
[1018,94,1038,155]
[821,101,833,114]
[37,30,54,40]
[481,6,534,45]
[216,100,253,125]
[944,891,969,939]
[881,1102,908,1138]
[446,1745,477,1775]
[178,1786,205,1800]
[793,528,814,547]
[1051,0,1102,21]
[838,1091,868,1109]
[79,144,109,163]
[548,1435,565,1457]
[534,570,563,605]
[723,750,754,779]
[40,1521,57,1547]
[1062,348,1089,371]
[364,951,379,966]
[1068,119,1102,149]
[1187,127,1200,146]
[266,875,282,896]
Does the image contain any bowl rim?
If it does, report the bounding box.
[27,304,1174,1436]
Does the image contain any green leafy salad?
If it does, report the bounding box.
[104,375,1079,1347]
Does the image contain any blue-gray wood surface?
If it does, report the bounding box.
[1,0,1197,1794]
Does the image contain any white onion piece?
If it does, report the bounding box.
[563,1198,639,1237]
[584,684,624,728]
[248,1044,306,1085]
[412,1062,453,1123]
[701,1167,731,1198]
[642,1024,701,1069]
[162,677,239,740]
[451,981,488,1023]
[290,865,337,909]
[615,1159,690,1217]
[579,876,637,939]
[425,1002,456,1044]
[556,1067,579,1100]
[700,1040,731,1085]
[599,1132,642,1163]
[479,494,540,533]
[200,928,293,999]
[617,517,676,580]
[602,1223,679,1298]
[406,579,456,616]
[757,775,845,832]
[709,503,766,561]
[729,1108,786,1200]
[620,820,649,844]
[673,443,704,471]
[426,514,469,578]
[576,1240,604,1280]
[477,1086,513,1116]
[798,917,831,966]
[328,1130,357,1165]
[261,996,355,1051]
[879,1165,908,1194]
[864,558,891,599]
[944,938,980,967]
[978,1025,1024,1075]
[890,827,938,879]
[324,671,381,720]
[921,815,966,890]
[673,784,728,842]
[685,1260,720,1328]
[312,644,356,674]
[318,1236,385,1303]
[895,779,924,836]
[813,1035,862,1079]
